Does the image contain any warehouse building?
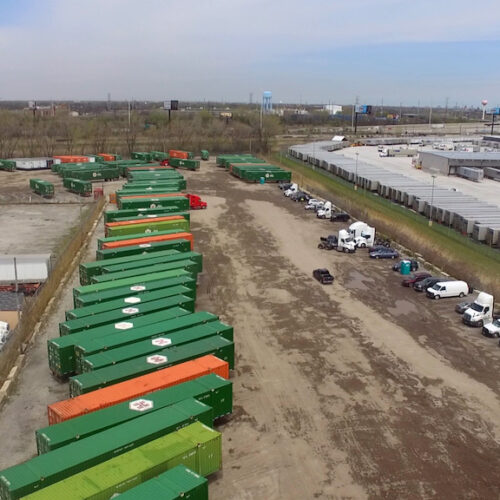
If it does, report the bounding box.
[417,151,500,175]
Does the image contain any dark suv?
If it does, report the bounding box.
[313,268,334,284]
[330,212,350,222]
[414,277,450,292]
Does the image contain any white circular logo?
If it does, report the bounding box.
[147,215,157,218]
[265,173,270,178]
[115,321,133,330]
[128,399,154,412]
[139,244,151,248]
[130,285,146,291]
[145,229,152,233]
[146,355,168,365]
[122,307,139,314]
[93,172,97,177]
[151,337,172,347]
[146,187,152,190]
[150,204,157,208]
[124,297,141,304]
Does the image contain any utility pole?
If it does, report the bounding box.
[428,106,432,128]
[429,175,436,226]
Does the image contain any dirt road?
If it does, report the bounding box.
[0,162,499,499]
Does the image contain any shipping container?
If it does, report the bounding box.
[100,231,194,251]
[70,336,234,396]
[21,423,220,500]
[60,166,119,181]
[91,259,198,285]
[121,179,185,189]
[0,160,17,171]
[81,320,233,372]
[150,151,170,161]
[127,171,186,182]
[74,275,196,308]
[116,184,187,197]
[111,210,190,224]
[37,374,231,453]
[105,217,189,238]
[98,228,190,250]
[115,465,207,500]
[99,251,202,278]
[53,155,91,163]
[48,306,190,378]
[0,400,212,499]
[169,150,192,160]
[62,178,92,196]
[47,355,228,424]
[169,158,200,170]
[73,268,192,301]
[201,150,209,161]
[104,206,184,223]
[74,312,219,372]
[131,152,152,162]
[66,285,195,320]
[29,179,54,198]
[96,237,191,261]
[118,195,190,211]
[97,153,122,162]
[118,191,184,201]
[59,294,194,336]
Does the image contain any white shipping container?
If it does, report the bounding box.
[0,254,51,283]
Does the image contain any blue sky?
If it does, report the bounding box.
[0,0,498,105]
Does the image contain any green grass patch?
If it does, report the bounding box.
[272,153,500,297]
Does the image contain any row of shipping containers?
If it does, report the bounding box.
[0,167,233,500]
[216,154,291,182]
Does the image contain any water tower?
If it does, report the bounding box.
[262,91,273,113]
[481,99,488,120]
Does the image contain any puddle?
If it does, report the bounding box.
[344,270,374,290]
[388,299,418,316]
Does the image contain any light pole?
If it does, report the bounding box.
[429,175,436,226]
[354,152,359,190]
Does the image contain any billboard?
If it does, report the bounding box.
[355,105,372,114]
[163,100,179,111]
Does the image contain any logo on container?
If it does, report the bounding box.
[122,307,139,314]
[139,244,151,248]
[114,321,134,330]
[124,297,141,304]
[151,338,172,347]
[130,285,146,291]
[129,399,154,412]
[146,355,168,365]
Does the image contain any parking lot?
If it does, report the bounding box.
[0,161,499,498]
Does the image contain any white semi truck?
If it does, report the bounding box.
[349,221,375,247]
[462,293,495,327]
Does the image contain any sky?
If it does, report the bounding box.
[0,0,499,106]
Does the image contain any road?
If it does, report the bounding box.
[0,161,499,499]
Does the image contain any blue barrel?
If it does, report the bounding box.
[400,260,411,275]
[259,177,265,184]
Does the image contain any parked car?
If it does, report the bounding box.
[318,235,338,250]
[279,182,293,190]
[330,212,350,222]
[392,259,419,272]
[305,199,323,210]
[414,277,451,293]
[291,191,310,202]
[482,319,500,338]
[369,247,399,259]
[313,268,334,284]
[401,272,432,287]
[426,280,469,300]
[455,301,472,314]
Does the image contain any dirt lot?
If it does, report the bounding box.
[0,169,98,255]
[0,161,499,499]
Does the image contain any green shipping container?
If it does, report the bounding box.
[81,320,233,372]
[116,466,207,500]
[80,249,182,285]
[115,184,187,197]
[100,251,201,279]
[104,206,184,223]
[97,228,187,250]
[150,151,170,161]
[0,400,212,500]
[91,259,198,285]
[127,171,185,182]
[22,422,221,500]
[169,158,200,170]
[29,179,54,198]
[73,268,191,301]
[59,294,194,336]
[70,336,234,396]
[48,306,190,378]
[131,151,152,161]
[96,237,191,261]
[74,311,219,373]
[61,166,120,181]
[121,180,185,189]
[200,150,209,161]
[118,196,189,211]
[106,218,190,238]
[67,286,194,320]
[36,374,231,453]
[0,160,17,171]
[74,275,196,309]
[63,178,92,196]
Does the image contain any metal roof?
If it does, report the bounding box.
[420,151,500,160]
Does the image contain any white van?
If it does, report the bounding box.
[426,280,469,300]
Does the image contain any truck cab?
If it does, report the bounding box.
[317,201,332,219]
[337,229,356,253]
[349,221,375,248]
[463,292,494,327]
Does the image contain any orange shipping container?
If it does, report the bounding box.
[101,232,194,250]
[105,215,184,230]
[169,150,189,160]
[47,355,228,424]
[53,155,90,163]
[98,153,115,162]
[109,193,117,204]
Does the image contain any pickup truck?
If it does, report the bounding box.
[318,235,338,250]
[313,268,334,285]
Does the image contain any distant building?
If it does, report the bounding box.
[323,104,342,115]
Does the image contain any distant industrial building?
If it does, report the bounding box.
[323,104,342,115]
[417,151,500,176]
